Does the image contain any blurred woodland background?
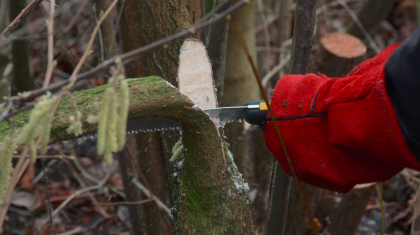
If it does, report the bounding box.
[0,0,419,234]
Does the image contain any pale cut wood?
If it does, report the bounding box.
[178,39,218,110]
[316,32,367,77]
[321,32,366,58]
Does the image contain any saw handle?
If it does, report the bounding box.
[244,100,270,125]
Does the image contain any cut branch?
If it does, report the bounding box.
[0,77,253,234]
[0,0,248,123]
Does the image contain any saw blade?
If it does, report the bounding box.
[83,105,262,139]
[83,118,182,139]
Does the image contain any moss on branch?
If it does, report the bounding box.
[0,76,253,234]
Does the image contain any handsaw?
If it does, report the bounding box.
[84,39,269,138]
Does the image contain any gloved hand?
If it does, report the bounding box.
[264,43,420,193]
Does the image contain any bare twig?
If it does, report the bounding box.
[262,54,290,87]
[62,158,111,219]
[125,145,173,228]
[0,0,248,121]
[71,157,125,198]
[55,216,104,235]
[318,0,330,34]
[12,154,74,159]
[256,0,271,73]
[91,4,105,63]
[334,0,381,53]
[63,0,90,33]
[66,0,119,89]
[43,0,56,88]
[131,178,173,220]
[377,183,386,235]
[42,159,55,234]
[1,0,44,37]
[37,168,114,231]
[93,198,154,206]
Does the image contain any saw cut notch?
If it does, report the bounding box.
[177,39,218,111]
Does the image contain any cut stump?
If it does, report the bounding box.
[316,32,367,77]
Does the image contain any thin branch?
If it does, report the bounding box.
[55,216,104,235]
[43,0,56,88]
[262,54,290,87]
[63,0,90,33]
[37,168,114,231]
[0,0,44,37]
[334,0,381,53]
[42,159,55,234]
[71,157,126,198]
[125,144,173,228]
[0,0,248,121]
[318,0,330,34]
[66,0,119,89]
[93,198,154,206]
[131,178,173,220]
[12,154,74,159]
[91,4,105,63]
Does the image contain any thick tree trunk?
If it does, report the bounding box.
[0,77,254,234]
[223,0,259,173]
[316,32,366,77]
[134,0,193,85]
[133,0,194,233]
[266,0,317,234]
[9,0,33,95]
[285,32,369,235]
[119,1,173,234]
[222,3,265,232]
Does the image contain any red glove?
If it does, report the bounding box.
[264,43,420,193]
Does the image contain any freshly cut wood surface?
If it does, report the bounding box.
[177,39,218,110]
[316,32,367,77]
[321,33,366,59]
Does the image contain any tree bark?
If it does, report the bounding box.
[119,1,173,234]
[133,0,195,233]
[134,0,193,85]
[346,0,397,41]
[266,0,317,234]
[223,0,259,172]
[9,0,33,95]
[0,77,254,234]
[284,32,369,235]
[316,32,366,77]
[328,187,374,235]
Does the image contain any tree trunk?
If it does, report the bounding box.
[266,0,317,234]
[0,77,254,234]
[285,32,369,235]
[134,0,193,85]
[328,187,374,235]
[223,0,259,173]
[120,1,174,234]
[133,0,194,233]
[9,0,33,95]
[316,32,366,77]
